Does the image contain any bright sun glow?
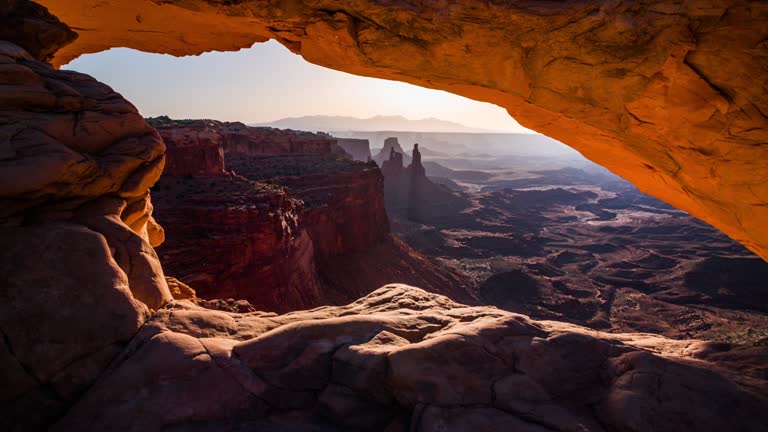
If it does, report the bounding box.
[63,40,533,133]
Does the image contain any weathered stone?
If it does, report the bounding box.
[44,285,768,432]
[38,0,768,260]
[0,223,150,429]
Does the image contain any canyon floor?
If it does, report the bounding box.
[385,148,768,345]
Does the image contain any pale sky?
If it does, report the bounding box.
[62,40,533,133]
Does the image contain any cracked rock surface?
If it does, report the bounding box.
[52,285,768,432]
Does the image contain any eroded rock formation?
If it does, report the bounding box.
[0,21,170,430]
[3,3,768,430]
[38,0,768,260]
[335,137,372,161]
[51,285,768,431]
[381,143,471,224]
[151,119,474,310]
[374,136,410,167]
[151,173,322,313]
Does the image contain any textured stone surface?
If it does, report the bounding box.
[0,37,172,428]
[53,285,768,432]
[153,121,474,310]
[152,173,322,313]
[0,0,76,63]
[0,39,171,302]
[0,223,151,430]
[39,0,768,260]
[154,122,225,176]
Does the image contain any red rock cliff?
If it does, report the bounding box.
[152,121,473,309]
[150,118,225,176]
[226,153,389,259]
[151,174,321,313]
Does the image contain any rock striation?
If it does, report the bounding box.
[151,118,225,176]
[51,285,768,432]
[38,0,768,260]
[0,27,169,430]
[151,173,322,313]
[151,119,474,311]
[149,116,334,157]
[2,3,767,430]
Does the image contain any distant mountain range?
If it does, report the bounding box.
[253,115,497,133]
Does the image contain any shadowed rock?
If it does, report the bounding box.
[51,285,768,432]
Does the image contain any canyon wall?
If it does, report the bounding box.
[381,143,471,225]
[0,6,171,428]
[150,120,331,312]
[152,121,225,176]
[152,120,473,310]
[38,0,768,260]
[335,137,372,161]
[225,153,390,259]
[151,173,322,313]
[2,4,768,430]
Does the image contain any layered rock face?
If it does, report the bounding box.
[226,151,477,304]
[150,120,324,312]
[52,285,768,432]
[228,154,389,258]
[334,137,372,161]
[151,173,322,313]
[150,119,225,176]
[151,120,473,310]
[373,136,410,167]
[38,0,768,260]
[381,143,471,224]
[150,116,334,157]
[0,10,170,428]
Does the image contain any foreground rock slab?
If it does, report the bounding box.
[54,285,768,432]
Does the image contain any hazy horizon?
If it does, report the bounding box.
[63,40,535,134]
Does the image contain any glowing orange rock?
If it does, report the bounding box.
[37,0,768,260]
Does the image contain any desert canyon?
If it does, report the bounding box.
[1,1,768,431]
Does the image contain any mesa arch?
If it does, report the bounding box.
[39,0,768,260]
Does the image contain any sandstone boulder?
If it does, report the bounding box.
[0,224,150,430]
[0,38,172,428]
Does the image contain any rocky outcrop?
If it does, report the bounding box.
[373,136,410,167]
[148,117,225,176]
[249,161,390,259]
[0,36,171,429]
[0,40,171,305]
[335,137,372,161]
[381,144,471,224]
[151,173,322,313]
[51,285,768,432]
[224,150,475,302]
[39,0,768,260]
[149,117,335,157]
[0,0,75,63]
[152,121,473,310]
[0,223,152,431]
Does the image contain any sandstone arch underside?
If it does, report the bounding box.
[38,0,768,260]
